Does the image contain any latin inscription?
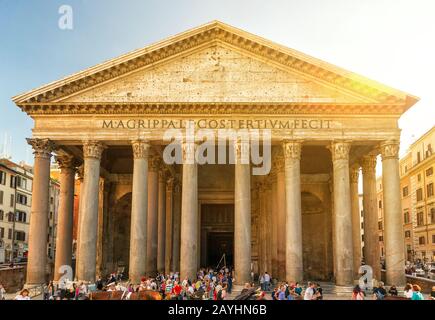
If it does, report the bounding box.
[102,118,333,130]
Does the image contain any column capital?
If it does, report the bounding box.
[329,141,351,161]
[55,153,78,172]
[234,138,250,164]
[83,141,106,160]
[380,140,400,160]
[349,165,360,184]
[131,140,150,159]
[27,138,56,160]
[181,141,198,164]
[282,140,302,160]
[148,155,160,171]
[361,154,377,173]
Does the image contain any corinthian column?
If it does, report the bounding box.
[330,141,354,286]
[361,154,381,280]
[274,151,286,280]
[349,165,362,278]
[157,168,167,273]
[180,142,198,281]
[171,179,182,272]
[54,153,77,281]
[283,141,303,283]
[129,140,150,283]
[77,141,105,283]
[165,178,174,274]
[146,155,159,275]
[380,141,405,286]
[234,139,251,285]
[25,138,56,286]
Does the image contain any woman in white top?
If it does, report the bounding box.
[403,283,413,299]
[14,289,31,300]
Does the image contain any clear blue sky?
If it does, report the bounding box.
[1,0,434,164]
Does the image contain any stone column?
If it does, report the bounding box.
[129,140,150,283]
[283,141,303,283]
[270,172,278,279]
[264,180,273,275]
[361,155,381,280]
[74,165,84,280]
[171,179,182,272]
[77,141,105,283]
[146,156,159,275]
[54,154,76,281]
[274,152,286,280]
[180,142,198,280]
[157,168,167,273]
[380,141,406,286]
[165,178,174,274]
[234,139,251,285]
[26,138,56,285]
[330,141,354,286]
[350,165,362,278]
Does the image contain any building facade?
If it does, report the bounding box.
[378,126,435,264]
[12,21,419,287]
[0,160,33,263]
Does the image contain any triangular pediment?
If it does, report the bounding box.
[59,43,370,104]
[13,20,418,110]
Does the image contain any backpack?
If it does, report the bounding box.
[375,290,384,300]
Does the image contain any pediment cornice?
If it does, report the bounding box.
[13,21,418,111]
[20,102,405,115]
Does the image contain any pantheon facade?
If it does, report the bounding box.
[13,21,418,287]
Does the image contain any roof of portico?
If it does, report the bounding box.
[12,20,419,114]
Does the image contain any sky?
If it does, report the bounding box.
[0,0,434,166]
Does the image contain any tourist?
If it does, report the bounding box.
[172,281,182,300]
[0,283,6,300]
[388,285,398,296]
[96,276,103,290]
[404,283,413,299]
[165,279,173,299]
[294,282,303,296]
[373,282,387,300]
[263,272,271,291]
[14,289,30,300]
[315,283,323,300]
[351,285,365,300]
[429,286,435,300]
[278,286,286,300]
[227,273,233,293]
[411,284,424,300]
[259,273,265,290]
[303,282,316,300]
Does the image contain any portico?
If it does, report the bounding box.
[13,21,418,287]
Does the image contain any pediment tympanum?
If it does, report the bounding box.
[60,44,368,104]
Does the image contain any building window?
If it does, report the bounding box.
[49,211,53,220]
[0,227,4,238]
[361,222,364,229]
[15,231,25,241]
[427,183,434,198]
[427,144,433,157]
[417,211,424,226]
[402,186,409,197]
[431,208,435,224]
[416,188,423,201]
[404,211,410,224]
[432,235,435,244]
[419,236,426,245]
[0,171,6,185]
[7,228,12,240]
[16,211,26,223]
[10,176,16,188]
[378,221,383,230]
[427,167,433,176]
[360,210,364,217]
[7,212,14,222]
[417,152,421,163]
[0,190,3,205]
[0,210,3,221]
[10,194,14,207]
[379,236,383,241]
[418,174,421,182]
[16,193,28,205]
[405,230,411,238]
[378,200,382,209]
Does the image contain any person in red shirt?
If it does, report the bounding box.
[172,281,182,300]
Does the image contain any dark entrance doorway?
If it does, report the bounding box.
[206,232,234,268]
[200,203,234,268]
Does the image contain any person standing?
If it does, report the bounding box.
[351,285,365,300]
[411,285,424,300]
[404,283,413,299]
[388,285,398,296]
[263,272,271,291]
[304,282,316,300]
[0,283,6,300]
